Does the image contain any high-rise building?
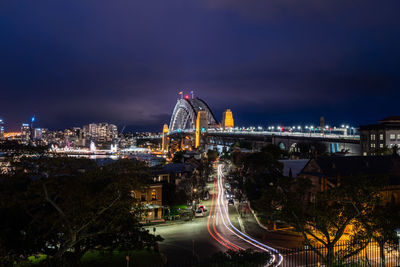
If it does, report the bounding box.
[21,123,31,143]
[83,123,118,142]
[33,128,43,140]
[0,119,4,140]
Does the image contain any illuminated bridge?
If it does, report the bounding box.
[169,97,218,131]
[140,96,361,154]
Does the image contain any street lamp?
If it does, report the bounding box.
[395,229,400,266]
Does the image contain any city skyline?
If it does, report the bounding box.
[1,0,400,131]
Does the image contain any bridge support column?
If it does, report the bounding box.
[162,124,169,152]
[195,111,208,149]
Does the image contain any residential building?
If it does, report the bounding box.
[132,183,164,222]
[298,155,400,204]
[279,159,309,178]
[153,162,197,185]
[360,116,400,156]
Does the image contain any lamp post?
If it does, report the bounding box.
[395,228,400,266]
[193,188,197,208]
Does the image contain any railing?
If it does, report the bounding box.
[280,240,399,267]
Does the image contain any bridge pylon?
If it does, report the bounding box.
[222,109,234,130]
[162,124,169,152]
[195,111,208,149]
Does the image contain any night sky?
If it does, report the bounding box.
[1,0,400,132]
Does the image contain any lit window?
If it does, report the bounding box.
[151,191,156,200]
[379,144,384,148]
[370,134,376,141]
[390,134,396,141]
[379,134,384,140]
[397,134,400,140]
[371,143,376,148]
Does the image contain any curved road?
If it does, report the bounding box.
[206,164,283,266]
[155,163,302,266]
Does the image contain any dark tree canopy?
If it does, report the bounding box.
[0,157,161,266]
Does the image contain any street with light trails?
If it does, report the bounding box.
[154,163,308,266]
[207,164,283,266]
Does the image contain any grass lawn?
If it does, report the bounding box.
[82,250,165,267]
[18,250,164,267]
[170,204,188,215]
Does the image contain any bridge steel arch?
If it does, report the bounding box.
[169,98,218,131]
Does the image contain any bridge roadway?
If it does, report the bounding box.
[137,129,359,142]
[206,130,359,142]
[137,129,360,154]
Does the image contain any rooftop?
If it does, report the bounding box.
[300,155,400,185]
[379,116,400,124]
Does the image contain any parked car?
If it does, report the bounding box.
[225,183,230,189]
[195,209,204,217]
[198,205,207,212]
[225,190,233,199]
[228,198,234,205]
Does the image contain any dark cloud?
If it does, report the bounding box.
[0,0,399,131]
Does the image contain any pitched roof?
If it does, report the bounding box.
[379,116,400,123]
[153,163,195,175]
[279,159,309,178]
[300,155,400,184]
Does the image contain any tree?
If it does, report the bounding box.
[241,145,283,201]
[256,175,381,265]
[172,151,185,163]
[0,158,162,266]
[207,149,219,163]
[294,142,328,158]
[359,200,400,266]
[372,145,395,156]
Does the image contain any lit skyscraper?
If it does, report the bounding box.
[21,123,31,143]
[83,123,118,142]
[33,128,43,140]
[0,119,4,140]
